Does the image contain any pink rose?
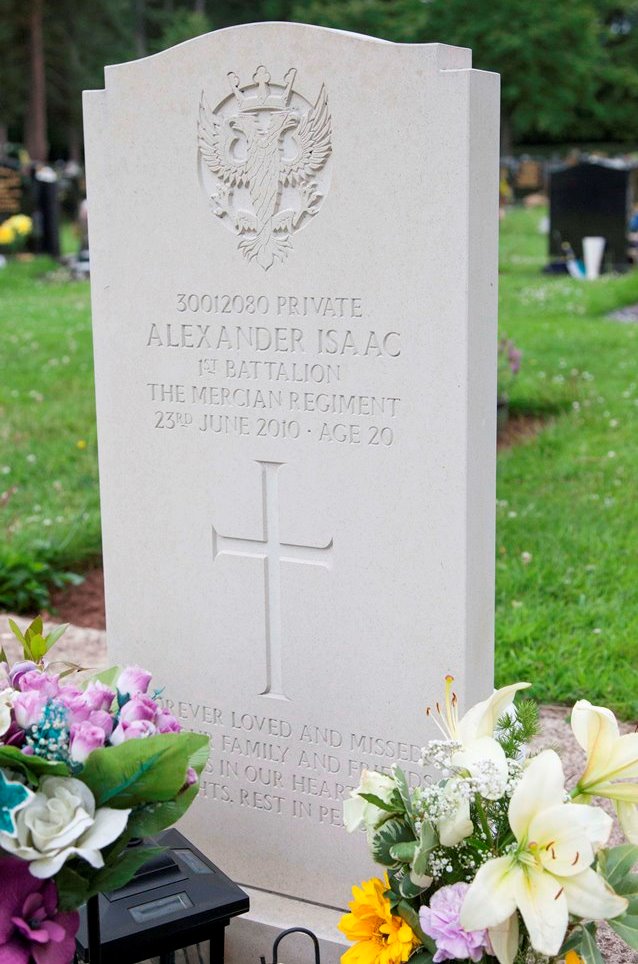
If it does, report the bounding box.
[117,666,152,697]
[19,671,60,699]
[58,687,91,724]
[110,719,157,745]
[69,721,106,763]
[83,681,115,713]
[13,691,47,729]
[88,709,114,738]
[155,711,181,734]
[118,694,158,724]
[9,661,38,689]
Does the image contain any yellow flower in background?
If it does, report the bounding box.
[7,214,32,236]
[565,951,584,964]
[0,222,15,245]
[339,874,418,964]
[76,439,87,450]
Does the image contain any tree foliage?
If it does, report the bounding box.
[1,0,637,160]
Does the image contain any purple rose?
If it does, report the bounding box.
[13,691,47,729]
[0,856,79,964]
[9,660,38,689]
[117,666,152,697]
[118,694,158,724]
[69,721,107,763]
[88,709,114,738]
[185,767,198,787]
[57,687,90,724]
[19,671,60,700]
[83,681,115,713]
[420,883,491,963]
[155,710,181,734]
[110,719,157,745]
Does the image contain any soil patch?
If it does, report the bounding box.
[497,412,549,450]
[46,567,106,630]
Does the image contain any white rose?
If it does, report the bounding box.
[0,688,14,736]
[343,768,397,837]
[0,776,130,878]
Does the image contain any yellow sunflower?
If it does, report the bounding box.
[339,874,419,964]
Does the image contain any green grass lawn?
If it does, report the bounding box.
[0,210,637,716]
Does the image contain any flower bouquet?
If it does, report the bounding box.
[0,617,209,964]
[0,214,33,254]
[340,678,638,964]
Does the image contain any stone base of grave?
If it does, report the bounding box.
[225,888,346,964]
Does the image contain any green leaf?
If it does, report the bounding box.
[8,618,28,655]
[399,874,425,899]
[408,952,434,963]
[609,914,638,951]
[44,623,69,652]
[413,819,438,877]
[80,732,205,808]
[0,647,7,664]
[28,633,47,661]
[127,784,199,837]
[396,900,435,954]
[601,844,638,889]
[0,746,69,784]
[80,665,121,691]
[615,874,638,899]
[372,817,415,867]
[91,845,165,894]
[55,863,92,911]
[579,926,604,964]
[394,767,413,819]
[390,841,418,863]
[359,792,401,814]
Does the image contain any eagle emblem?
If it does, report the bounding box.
[197,66,332,270]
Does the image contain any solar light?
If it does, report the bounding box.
[75,828,249,964]
[260,927,321,964]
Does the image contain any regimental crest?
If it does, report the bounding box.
[197,66,332,270]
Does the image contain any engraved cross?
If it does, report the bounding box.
[212,461,333,701]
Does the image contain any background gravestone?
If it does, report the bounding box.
[83,23,500,963]
[549,158,638,272]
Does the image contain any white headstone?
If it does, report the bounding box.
[83,23,499,963]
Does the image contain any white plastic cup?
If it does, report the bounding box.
[583,236,606,280]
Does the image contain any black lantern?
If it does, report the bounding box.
[75,828,249,964]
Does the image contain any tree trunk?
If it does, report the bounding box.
[500,112,513,158]
[26,0,47,162]
[0,122,7,158]
[194,0,205,13]
[68,125,81,163]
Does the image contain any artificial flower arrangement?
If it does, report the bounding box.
[0,213,32,253]
[0,617,209,964]
[340,678,638,964]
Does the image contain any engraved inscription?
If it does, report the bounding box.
[142,289,403,448]
[212,460,333,700]
[198,67,332,269]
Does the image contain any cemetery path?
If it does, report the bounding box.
[0,615,633,961]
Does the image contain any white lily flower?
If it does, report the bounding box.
[571,699,638,842]
[343,769,396,840]
[427,678,531,846]
[460,750,627,960]
[0,776,130,878]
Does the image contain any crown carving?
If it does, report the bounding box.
[227,66,296,112]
